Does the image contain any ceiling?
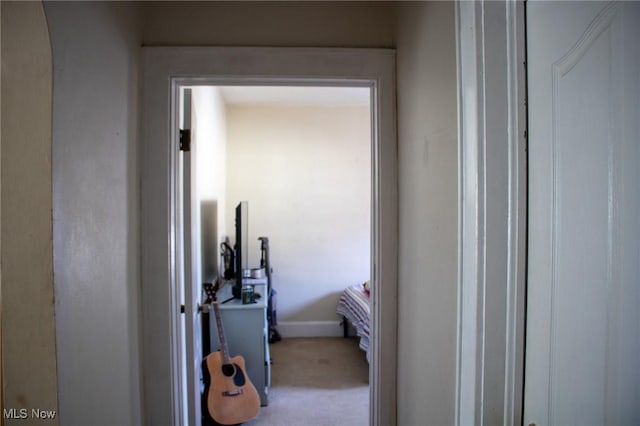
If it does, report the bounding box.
[217,85,370,108]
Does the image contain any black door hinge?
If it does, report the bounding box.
[180,129,191,151]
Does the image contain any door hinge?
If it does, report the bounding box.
[180,129,191,151]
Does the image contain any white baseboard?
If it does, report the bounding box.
[276,320,344,338]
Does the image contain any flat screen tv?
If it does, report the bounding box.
[233,201,249,299]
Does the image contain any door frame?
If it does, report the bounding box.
[455,1,528,425]
[140,47,397,426]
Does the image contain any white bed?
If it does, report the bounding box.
[336,282,371,362]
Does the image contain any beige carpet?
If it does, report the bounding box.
[246,337,369,426]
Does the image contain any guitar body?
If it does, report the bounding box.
[203,350,260,425]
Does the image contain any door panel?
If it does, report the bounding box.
[525,2,640,425]
[180,88,203,425]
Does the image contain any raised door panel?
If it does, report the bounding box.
[526,2,640,425]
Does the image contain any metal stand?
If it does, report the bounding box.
[259,237,281,343]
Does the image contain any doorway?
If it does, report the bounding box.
[140,47,397,426]
[181,83,372,424]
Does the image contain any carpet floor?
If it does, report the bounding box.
[245,337,370,426]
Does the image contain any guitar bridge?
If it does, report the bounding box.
[222,389,244,397]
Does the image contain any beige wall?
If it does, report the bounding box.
[192,87,228,281]
[0,1,58,423]
[226,104,371,325]
[142,1,395,48]
[44,2,142,424]
[396,2,458,424]
[145,2,458,421]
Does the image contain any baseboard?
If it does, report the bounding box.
[276,321,344,338]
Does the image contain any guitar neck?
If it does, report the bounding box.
[212,301,232,364]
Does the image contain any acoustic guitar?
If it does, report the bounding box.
[202,282,260,425]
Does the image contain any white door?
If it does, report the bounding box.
[525,2,640,425]
[179,87,203,425]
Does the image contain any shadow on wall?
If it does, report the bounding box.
[201,200,218,280]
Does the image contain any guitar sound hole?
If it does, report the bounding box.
[221,363,247,387]
[221,364,235,377]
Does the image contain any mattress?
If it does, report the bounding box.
[336,283,371,362]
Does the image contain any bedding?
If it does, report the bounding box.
[336,282,371,362]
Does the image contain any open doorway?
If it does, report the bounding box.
[140,47,397,426]
[182,84,372,424]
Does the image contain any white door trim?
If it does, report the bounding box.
[455,2,527,425]
[140,47,397,426]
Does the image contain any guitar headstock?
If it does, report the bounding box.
[203,280,220,304]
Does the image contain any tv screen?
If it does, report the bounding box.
[234,201,248,298]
